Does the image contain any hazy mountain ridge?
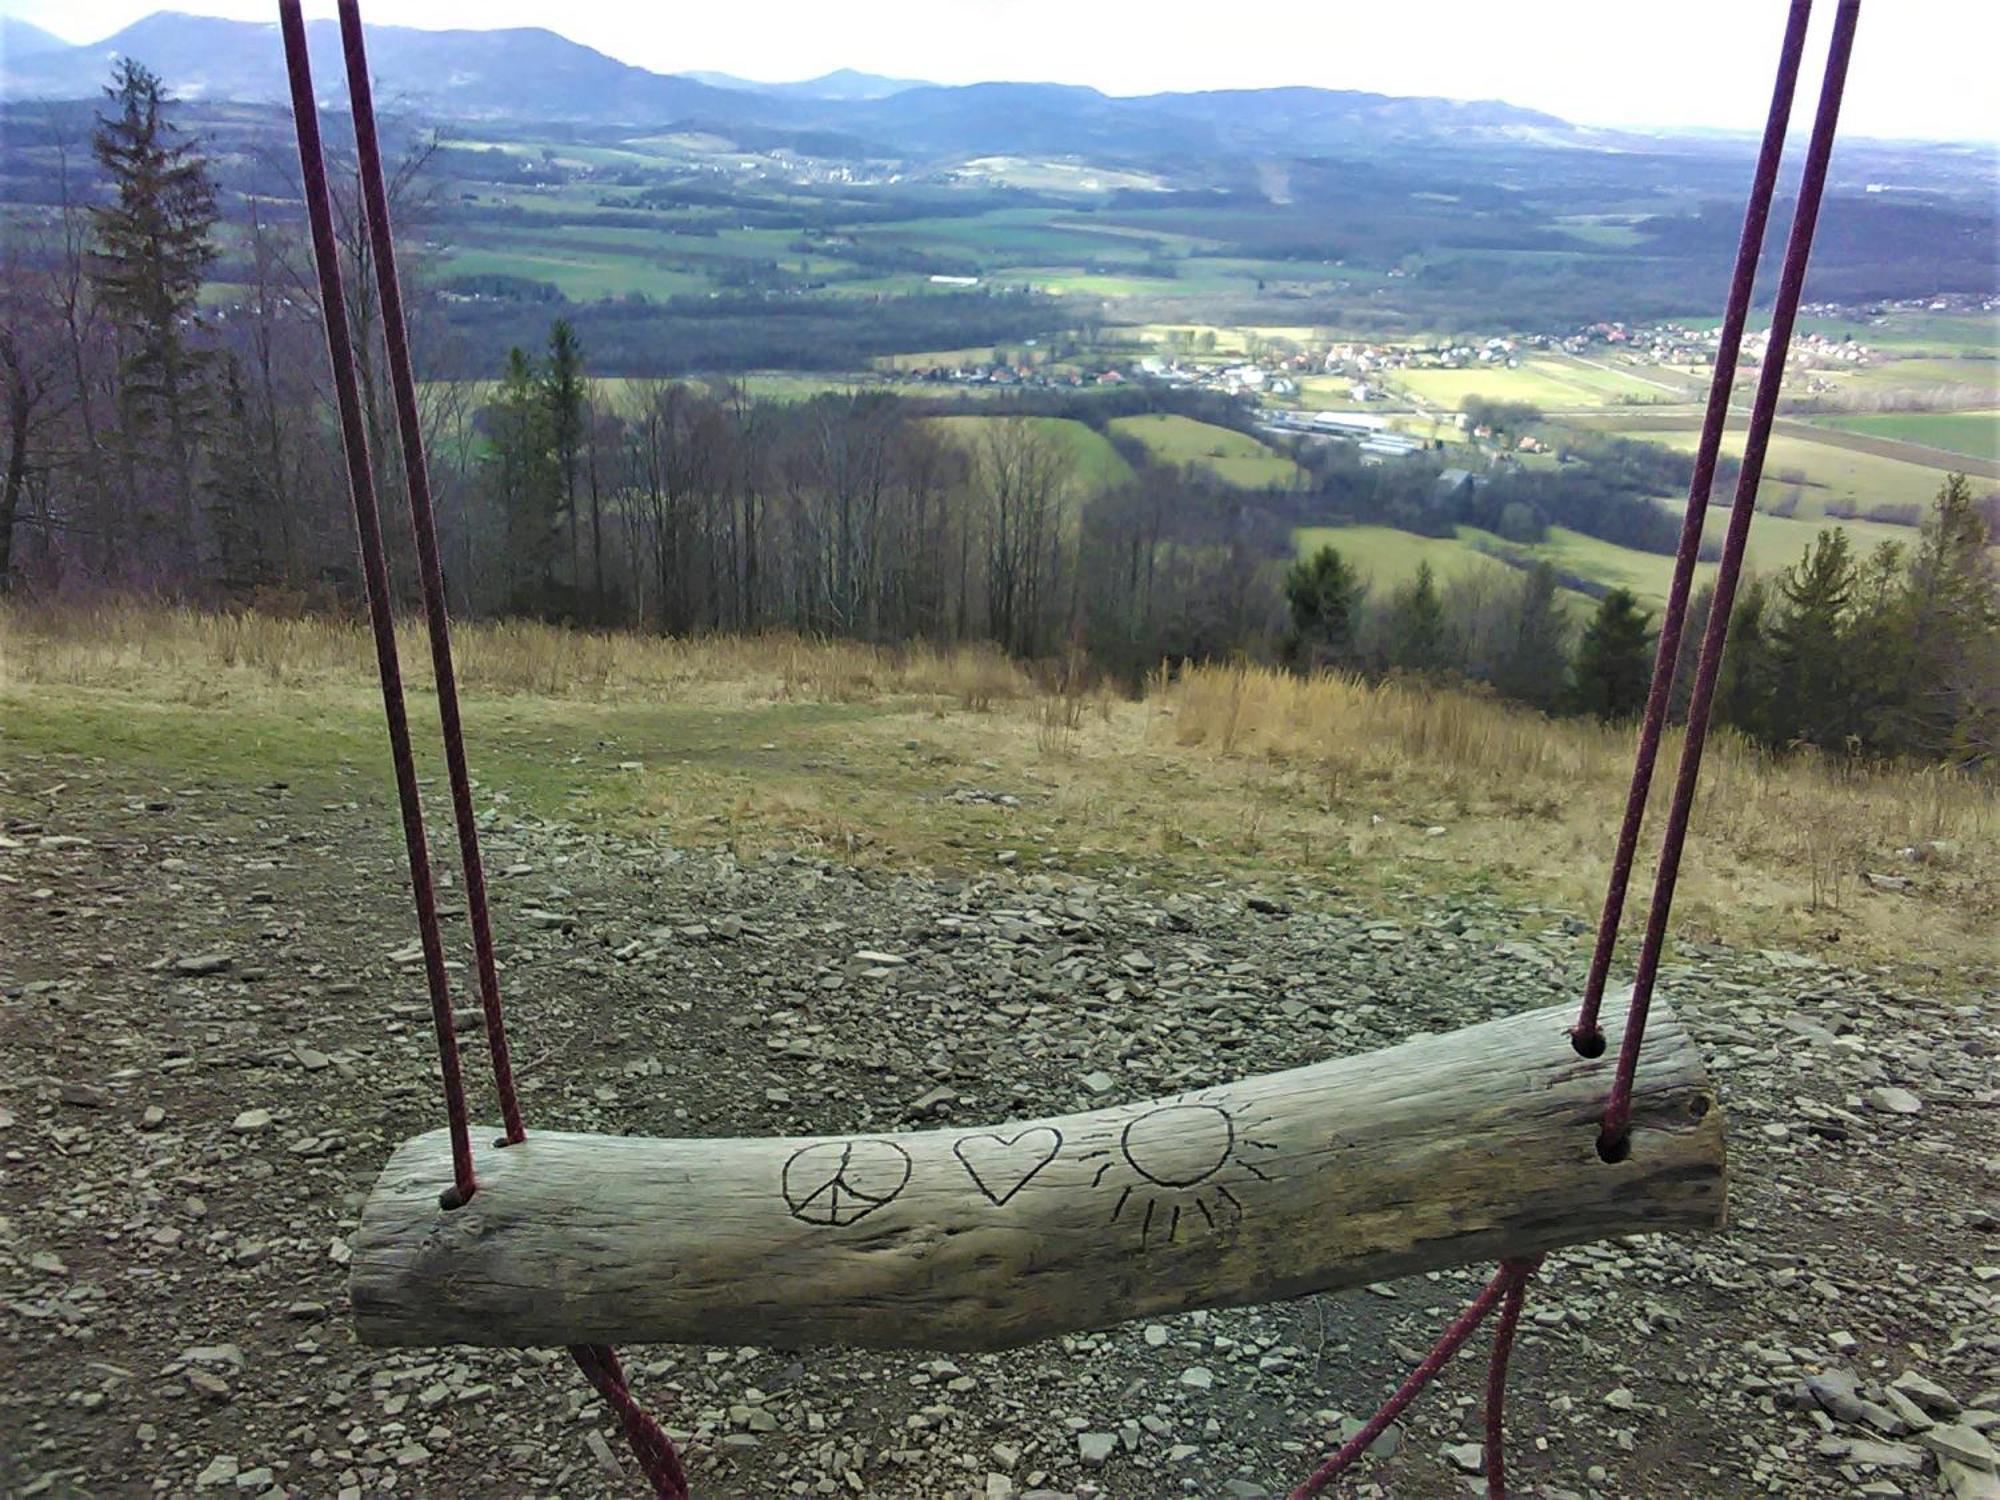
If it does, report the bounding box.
[0,8,1598,157]
[0,16,73,59]
[679,67,932,102]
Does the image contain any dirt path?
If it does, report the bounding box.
[2,754,1995,1499]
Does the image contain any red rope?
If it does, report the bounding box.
[1290,1259,1538,1499]
[1570,0,1814,1057]
[1600,0,1860,1151]
[277,0,475,1207]
[334,0,525,1146]
[283,5,689,1493]
[1295,9,1861,1492]
[573,1345,692,1499]
[1482,1257,1539,1500]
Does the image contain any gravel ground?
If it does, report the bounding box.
[2,764,1996,1499]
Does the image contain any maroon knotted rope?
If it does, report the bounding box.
[1290,1258,1540,1500]
[1295,5,1859,1492]
[276,0,476,1206]
[282,4,689,1493]
[1570,0,1815,1057]
[335,0,526,1149]
[1599,0,1860,1151]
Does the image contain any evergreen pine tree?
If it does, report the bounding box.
[204,358,276,596]
[1283,544,1360,664]
[1387,561,1448,673]
[1666,582,1715,724]
[1493,561,1569,710]
[1843,539,1914,754]
[1714,577,1775,745]
[543,319,587,592]
[1569,587,1654,719]
[90,59,218,568]
[485,346,558,615]
[1903,473,2000,761]
[1767,528,1857,751]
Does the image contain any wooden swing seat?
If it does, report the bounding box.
[351,996,1724,1352]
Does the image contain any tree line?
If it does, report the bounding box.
[1285,470,1997,762]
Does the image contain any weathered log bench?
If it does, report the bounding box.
[352,997,1724,1352]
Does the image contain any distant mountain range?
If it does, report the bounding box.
[678,67,930,102]
[1,16,73,58]
[0,9,1586,159]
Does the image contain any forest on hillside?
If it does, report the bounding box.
[4,61,1997,766]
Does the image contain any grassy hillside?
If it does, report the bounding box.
[1293,525,1515,594]
[3,603,1989,977]
[1107,413,1305,488]
[1582,422,1971,514]
[1295,501,1932,611]
[931,415,1137,494]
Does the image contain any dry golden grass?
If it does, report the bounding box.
[0,600,1031,707]
[1147,661,1993,963]
[5,603,1991,976]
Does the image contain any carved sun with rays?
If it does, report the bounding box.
[1083,1099,1280,1247]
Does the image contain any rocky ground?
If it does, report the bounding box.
[2,757,1996,1499]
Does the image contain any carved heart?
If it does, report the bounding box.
[953,1127,1062,1206]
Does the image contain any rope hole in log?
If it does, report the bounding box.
[1594,1129,1633,1165]
[1569,1029,1607,1060]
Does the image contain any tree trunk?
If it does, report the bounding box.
[0,385,29,591]
[352,997,1724,1352]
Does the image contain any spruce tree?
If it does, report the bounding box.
[90,58,218,566]
[1569,587,1654,720]
[1387,561,1449,674]
[1714,577,1775,745]
[1283,544,1360,664]
[543,319,587,592]
[1904,474,2000,761]
[484,347,558,614]
[1493,561,1569,710]
[1767,528,1857,751]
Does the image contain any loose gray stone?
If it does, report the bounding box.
[1866,1086,1923,1116]
[1076,1432,1117,1465]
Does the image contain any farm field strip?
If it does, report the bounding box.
[1571,420,1987,508]
[1107,414,1304,487]
[1803,410,2000,466]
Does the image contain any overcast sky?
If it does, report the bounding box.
[6,0,1999,143]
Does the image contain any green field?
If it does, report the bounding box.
[435,245,714,301]
[1390,355,1680,411]
[1818,357,2000,405]
[1107,414,1304,488]
[1295,500,1932,613]
[931,416,1137,495]
[1682,308,1998,357]
[1596,425,1963,513]
[1292,525,1517,593]
[1807,410,2000,462]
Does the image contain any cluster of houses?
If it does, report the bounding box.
[1320,337,1525,379]
[1559,317,1878,376]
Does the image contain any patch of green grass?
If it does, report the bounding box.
[1107,413,1303,488]
[1830,357,2000,404]
[1388,358,1637,411]
[1596,425,1960,511]
[931,415,1136,495]
[435,246,711,301]
[1292,525,1517,593]
[1807,410,1999,461]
